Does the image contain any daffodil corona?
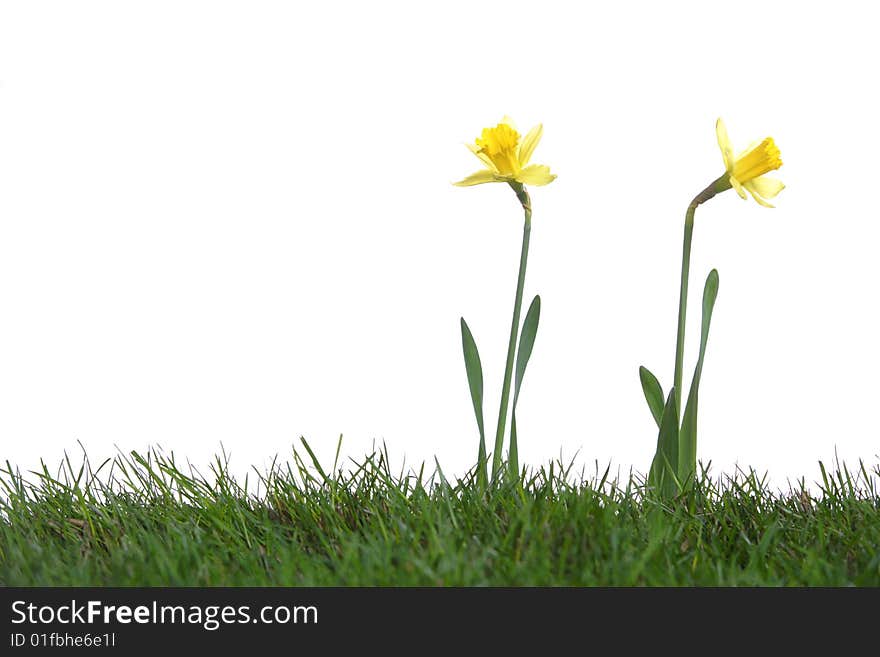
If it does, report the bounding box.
[455,117,556,187]
[716,118,784,207]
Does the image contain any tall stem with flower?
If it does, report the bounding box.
[454,117,556,485]
[640,118,784,497]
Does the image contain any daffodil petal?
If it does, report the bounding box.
[730,176,747,199]
[453,169,502,187]
[518,124,543,167]
[743,181,775,208]
[747,175,785,199]
[716,118,733,173]
[515,164,556,186]
[500,115,517,131]
[466,142,497,171]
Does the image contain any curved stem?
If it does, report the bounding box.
[492,183,532,480]
[672,175,731,421]
[673,209,695,419]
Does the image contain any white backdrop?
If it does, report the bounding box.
[1,1,878,487]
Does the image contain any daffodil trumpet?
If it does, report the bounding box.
[641,118,783,498]
[456,117,554,486]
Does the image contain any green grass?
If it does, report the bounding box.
[1,443,879,586]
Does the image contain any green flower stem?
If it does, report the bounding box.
[672,175,731,419]
[492,182,532,480]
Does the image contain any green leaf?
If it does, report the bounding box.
[513,296,541,404]
[679,269,719,485]
[460,318,487,488]
[649,389,680,499]
[639,366,665,428]
[509,295,541,478]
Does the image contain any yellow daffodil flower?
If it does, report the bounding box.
[716,118,784,207]
[454,116,556,187]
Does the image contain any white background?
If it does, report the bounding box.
[1,1,878,488]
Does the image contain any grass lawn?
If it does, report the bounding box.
[1,444,878,586]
